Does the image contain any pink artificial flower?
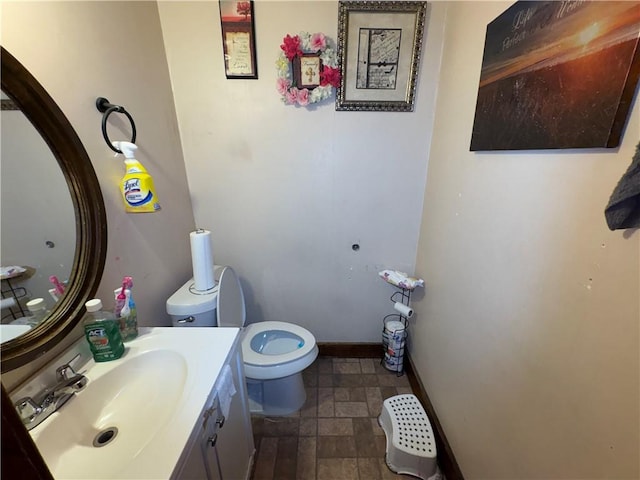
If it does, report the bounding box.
[285,87,298,104]
[320,66,341,88]
[297,88,310,106]
[281,34,302,61]
[276,77,291,95]
[309,33,326,52]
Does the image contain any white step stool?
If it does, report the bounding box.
[378,394,437,479]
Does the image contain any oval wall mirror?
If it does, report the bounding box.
[0,47,107,372]
[1,92,76,340]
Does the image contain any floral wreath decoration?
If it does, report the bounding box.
[276,32,341,106]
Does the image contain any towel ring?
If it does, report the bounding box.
[96,97,136,153]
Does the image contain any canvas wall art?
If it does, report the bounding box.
[470,1,640,151]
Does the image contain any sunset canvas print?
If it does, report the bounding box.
[470,1,640,151]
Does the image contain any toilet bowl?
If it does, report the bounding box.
[167,266,318,416]
[242,321,317,380]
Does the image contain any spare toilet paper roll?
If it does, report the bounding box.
[0,297,16,310]
[393,302,414,318]
[190,229,215,291]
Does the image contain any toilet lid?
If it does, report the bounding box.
[216,266,246,327]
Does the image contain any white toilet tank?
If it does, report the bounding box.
[166,278,218,327]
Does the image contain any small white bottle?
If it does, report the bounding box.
[113,288,138,341]
[25,298,50,326]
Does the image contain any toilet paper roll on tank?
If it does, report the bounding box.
[190,229,215,291]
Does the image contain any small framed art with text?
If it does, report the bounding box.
[219,0,258,79]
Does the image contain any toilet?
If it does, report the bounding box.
[166,266,318,416]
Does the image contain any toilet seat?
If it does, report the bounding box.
[242,321,319,380]
[216,266,318,381]
[242,321,316,367]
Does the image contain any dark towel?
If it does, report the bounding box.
[605,141,640,230]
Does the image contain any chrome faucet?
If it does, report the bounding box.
[15,354,88,430]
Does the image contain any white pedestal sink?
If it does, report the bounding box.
[13,327,253,479]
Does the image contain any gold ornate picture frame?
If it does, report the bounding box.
[336,1,427,112]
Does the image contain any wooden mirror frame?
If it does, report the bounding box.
[0,47,107,372]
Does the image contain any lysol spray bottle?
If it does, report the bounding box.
[114,141,161,213]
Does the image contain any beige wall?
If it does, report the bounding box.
[1,1,195,389]
[412,1,640,478]
[3,1,639,476]
[158,1,446,342]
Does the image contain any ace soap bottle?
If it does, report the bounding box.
[83,299,124,362]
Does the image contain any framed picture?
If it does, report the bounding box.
[336,1,427,112]
[470,1,640,150]
[294,54,323,89]
[219,0,258,79]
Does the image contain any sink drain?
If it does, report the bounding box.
[93,427,118,447]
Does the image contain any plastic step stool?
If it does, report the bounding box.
[378,394,437,479]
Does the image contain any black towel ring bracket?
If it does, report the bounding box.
[96,97,137,154]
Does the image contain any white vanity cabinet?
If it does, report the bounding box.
[175,336,255,480]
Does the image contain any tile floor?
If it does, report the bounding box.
[250,356,417,480]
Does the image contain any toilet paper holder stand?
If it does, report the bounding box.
[381,288,411,377]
